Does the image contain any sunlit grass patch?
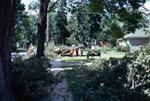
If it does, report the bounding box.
[60,51,126,62]
[65,69,88,100]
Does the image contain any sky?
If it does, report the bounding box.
[21,0,36,6]
[144,0,150,10]
[21,0,56,6]
[22,0,150,10]
[141,0,150,14]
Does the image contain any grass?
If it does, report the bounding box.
[64,51,126,100]
[65,69,88,100]
[60,51,126,62]
[101,51,126,59]
[60,56,91,62]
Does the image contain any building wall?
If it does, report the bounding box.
[128,38,149,46]
[127,38,149,52]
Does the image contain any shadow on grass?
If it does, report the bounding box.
[65,57,150,101]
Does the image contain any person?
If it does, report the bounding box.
[91,45,97,55]
[25,42,30,50]
[16,42,19,48]
[28,43,35,54]
[91,45,96,51]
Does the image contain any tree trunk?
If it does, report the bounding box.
[46,13,51,45]
[0,0,16,101]
[37,0,48,58]
[46,1,51,45]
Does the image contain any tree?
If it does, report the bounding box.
[89,0,147,33]
[97,16,124,45]
[12,1,38,51]
[66,0,147,46]
[0,0,16,101]
[46,0,60,44]
[29,0,48,45]
[36,0,48,58]
[55,0,70,45]
[66,1,91,46]
[12,1,26,51]
[24,15,38,46]
[46,11,51,44]
[36,0,60,58]
[89,13,102,41]
[66,1,104,45]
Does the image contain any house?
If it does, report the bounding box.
[124,29,150,52]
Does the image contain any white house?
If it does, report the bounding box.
[124,29,150,52]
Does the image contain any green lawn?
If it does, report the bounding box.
[60,51,126,62]
[64,51,127,100]
[100,51,126,59]
[65,69,88,101]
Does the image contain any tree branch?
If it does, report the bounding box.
[141,6,150,12]
[140,6,150,15]
[47,0,61,13]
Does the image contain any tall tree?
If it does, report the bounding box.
[36,0,48,58]
[66,0,147,46]
[12,1,26,51]
[89,13,102,41]
[67,1,92,45]
[55,0,70,45]
[36,0,60,57]
[46,0,58,44]
[46,0,61,44]
[0,0,16,101]
[89,0,147,33]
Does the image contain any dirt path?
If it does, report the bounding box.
[51,74,73,101]
[50,60,73,101]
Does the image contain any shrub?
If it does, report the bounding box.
[11,57,54,101]
[73,45,150,101]
[116,45,129,52]
[45,42,69,59]
[44,42,59,59]
[126,46,150,96]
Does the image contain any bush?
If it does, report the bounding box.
[73,45,150,101]
[11,57,54,101]
[126,46,150,96]
[45,42,69,59]
[117,45,129,52]
[45,42,59,59]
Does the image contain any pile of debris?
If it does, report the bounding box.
[54,46,84,56]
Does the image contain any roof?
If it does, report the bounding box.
[124,34,149,38]
[124,28,150,39]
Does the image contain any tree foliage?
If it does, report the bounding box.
[11,57,54,101]
[72,46,150,101]
[63,0,147,46]
[12,1,38,51]
[89,0,147,33]
[54,0,70,45]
